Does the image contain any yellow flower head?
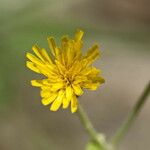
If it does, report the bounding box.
[26,29,105,113]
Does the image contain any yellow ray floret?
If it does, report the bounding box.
[26,29,105,113]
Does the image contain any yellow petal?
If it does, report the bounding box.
[40,90,51,98]
[26,53,54,77]
[26,60,51,77]
[35,66,51,77]
[50,100,62,111]
[61,36,69,49]
[26,53,44,67]
[31,80,43,87]
[92,76,105,83]
[69,61,82,78]
[50,90,64,111]
[71,95,78,113]
[66,41,75,66]
[62,96,70,109]
[32,45,45,61]
[82,82,100,90]
[47,37,56,55]
[26,61,40,73]
[66,86,73,102]
[81,67,100,76]
[41,93,57,106]
[55,60,66,75]
[73,76,87,84]
[75,30,84,42]
[72,84,83,96]
[51,82,64,92]
[41,86,51,91]
[47,37,60,58]
[41,48,53,63]
[85,44,99,57]
[84,44,100,66]
[61,36,69,65]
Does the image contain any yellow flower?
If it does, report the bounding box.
[26,29,105,113]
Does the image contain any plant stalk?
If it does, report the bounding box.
[77,104,106,150]
[111,82,150,147]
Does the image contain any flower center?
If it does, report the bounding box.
[61,71,74,86]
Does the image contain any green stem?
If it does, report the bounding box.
[111,82,150,147]
[77,104,106,150]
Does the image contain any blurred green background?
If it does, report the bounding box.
[0,0,150,150]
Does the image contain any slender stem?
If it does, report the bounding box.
[77,104,106,149]
[111,82,150,147]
